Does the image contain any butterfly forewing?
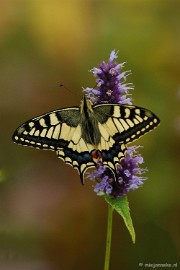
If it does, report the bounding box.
[12,107,80,150]
[94,104,160,144]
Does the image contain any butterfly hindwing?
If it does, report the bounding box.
[57,139,95,183]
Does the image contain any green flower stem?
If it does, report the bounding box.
[104,204,113,270]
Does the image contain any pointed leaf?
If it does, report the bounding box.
[105,195,135,243]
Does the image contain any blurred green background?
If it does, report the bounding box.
[0,1,179,269]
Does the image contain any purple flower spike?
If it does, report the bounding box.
[84,51,147,198]
[84,50,134,105]
[90,146,147,197]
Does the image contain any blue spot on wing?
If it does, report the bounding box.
[102,143,124,162]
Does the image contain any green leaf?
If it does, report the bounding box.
[105,195,135,243]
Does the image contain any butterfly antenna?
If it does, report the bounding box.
[59,84,81,98]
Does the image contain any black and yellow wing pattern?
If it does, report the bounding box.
[12,97,160,183]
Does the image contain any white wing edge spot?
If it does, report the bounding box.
[39,118,48,127]
[154,118,158,124]
[135,109,141,115]
[73,161,79,167]
[65,157,72,164]
[121,144,126,151]
[29,122,34,127]
[58,150,65,157]
[107,161,114,170]
[113,157,119,163]
[118,151,124,158]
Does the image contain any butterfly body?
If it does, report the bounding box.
[12,96,160,183]
[80,97,101,145]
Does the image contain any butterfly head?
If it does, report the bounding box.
[80,96,93,113]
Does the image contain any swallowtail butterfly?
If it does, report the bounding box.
[12,96,160,183]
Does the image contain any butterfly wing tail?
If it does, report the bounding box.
[56,149,96,184]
